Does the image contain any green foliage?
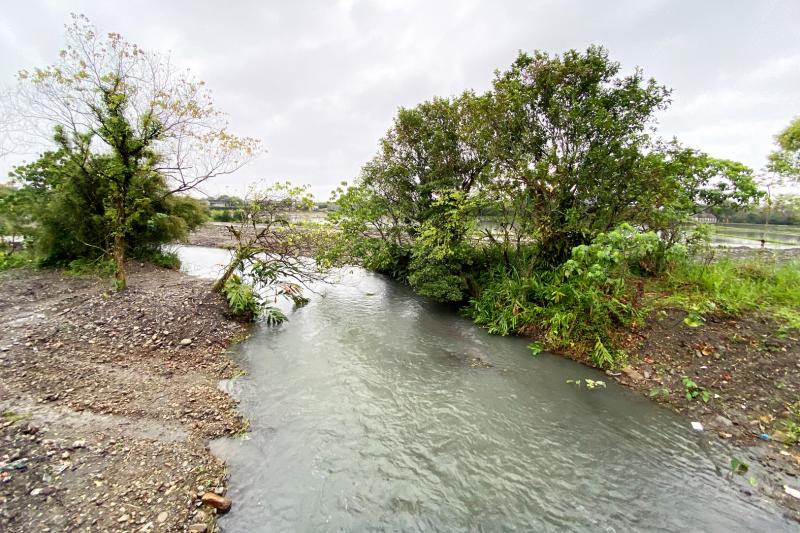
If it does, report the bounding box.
[9,145,207,270]
[262,306,288,326]
[566,379,606,390]
[407,191,478,301]
[681,376,711,402]
[214,183,321,322]
[65,257,117,277]
[528,341,544,356]
[467,225,662,368]
[221,275,261,321]
[316,46,768,373]
[648,387,670,400]
[136,250,181,270]
[658,258,800,318]
[13,15,256,289]
[779,401,800,445]
[768,117,800,182]
[729,457,749,475]
[0,250,34,271]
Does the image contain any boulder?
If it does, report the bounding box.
[201,492,232,514]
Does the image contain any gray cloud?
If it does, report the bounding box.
[1,0,798,198]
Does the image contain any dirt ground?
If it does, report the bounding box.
[612,308,800,520]
[184,224,234,250]
[0,263,247,532]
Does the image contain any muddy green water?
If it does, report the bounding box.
[175,246,794,532]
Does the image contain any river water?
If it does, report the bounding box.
[175,245,794,532]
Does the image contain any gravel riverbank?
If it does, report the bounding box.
[0,263,247,532]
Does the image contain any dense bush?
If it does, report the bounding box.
[467,225,672,368]
[7,147,207,269]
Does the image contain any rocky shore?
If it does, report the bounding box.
[0,263,247,532]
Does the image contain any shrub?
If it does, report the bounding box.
[221,275,261,321]
[134,249,181,270]
[0,250,34,271]
[467,225,663,368]
[65,257,117,277]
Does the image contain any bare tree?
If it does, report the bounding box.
[214,182,330,323]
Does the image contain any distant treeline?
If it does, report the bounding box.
[714,194,800,225]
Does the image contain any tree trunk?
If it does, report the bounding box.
[212,255,241,292]
[113,232,127,291]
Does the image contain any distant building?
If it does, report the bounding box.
[690,212,718,224]
[209,199,234,209]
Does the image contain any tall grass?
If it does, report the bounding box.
[658,258,800,315]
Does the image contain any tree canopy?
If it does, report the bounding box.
[321,46,761,302]
[8,14,258,288]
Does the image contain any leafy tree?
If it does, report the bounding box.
[407,190,480,301]
[322,46,760,308]
[9,136,209,266]
[644,143,760,243]
[13,15,258,288]
[768,117,800,182]
[487,46,671,261]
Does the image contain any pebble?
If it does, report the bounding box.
[180,338,192,346]
[156,511,168,523]
[188,524,208,533]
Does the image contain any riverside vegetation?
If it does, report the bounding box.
[317,46,800,371]
[2,14,800,530]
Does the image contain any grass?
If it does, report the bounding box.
[2,409,31,424]
[135,249,181,270]
[65,256,117,277]
[0,250,35,271]
[648,258,800,325]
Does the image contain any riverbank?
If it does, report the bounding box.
[613,306,800,519]
[0,263,247,532]
[549,261,800,520]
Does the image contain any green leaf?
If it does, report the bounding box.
[730,458,749,475]
[528,341,544,356]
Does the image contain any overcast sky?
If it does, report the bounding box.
[1,0,798,198]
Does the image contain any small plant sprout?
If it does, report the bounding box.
[681,376,712,402]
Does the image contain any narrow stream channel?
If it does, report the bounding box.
[176,245,794,532]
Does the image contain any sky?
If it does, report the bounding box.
[0,0,798,199]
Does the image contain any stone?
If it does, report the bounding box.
[72,439,87,449]
[715,415,733,427]
[118,514,130,523]
[188,524,208,533]
[156,511,168,523]
[180,338,192,346]
[772,430,791,444]
[621,366,644,382]
[201,492,232,514]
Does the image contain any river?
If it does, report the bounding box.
[175,245,795,532]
